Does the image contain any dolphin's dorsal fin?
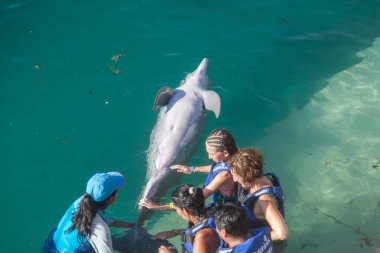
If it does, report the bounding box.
[202,90,221,118]
[153,87,175,111]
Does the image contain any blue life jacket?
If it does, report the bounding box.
[181,218,217,253]
[43,196,105,253]
[238,173,285,229]
[204,162,237,204]
[217,227,273,253]
[43,228,59,253]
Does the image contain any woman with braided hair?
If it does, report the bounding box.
[139,128,238,214]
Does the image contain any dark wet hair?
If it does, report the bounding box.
[206,128,238,155]
[171,184,206,218]
[229,148,264,185]
[68,191,117,241]
[214,203,249,237]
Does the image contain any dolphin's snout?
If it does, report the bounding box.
[195,58,209,75]
[200,58,208,68]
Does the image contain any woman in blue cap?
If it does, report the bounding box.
[43,172,135,253]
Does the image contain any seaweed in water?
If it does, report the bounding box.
[359,237,373,248]
[372,160,380,170]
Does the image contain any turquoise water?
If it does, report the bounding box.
[1,0,380,252]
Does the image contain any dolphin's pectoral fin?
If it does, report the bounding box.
[153,87,175,111]
[202,90,221,118]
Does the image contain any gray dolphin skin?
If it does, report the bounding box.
[137,58,221,225]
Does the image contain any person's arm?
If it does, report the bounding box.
[256,195,288,241]
[138,198,172,211]
[152,229,185,240]
[110,219,135,228]
[193,228,220,253]
[202,171,232,199]
[157,245,177,253]
[170,164,212,174]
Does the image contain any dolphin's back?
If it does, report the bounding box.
[138,58,217,225]
[146,88,204,176]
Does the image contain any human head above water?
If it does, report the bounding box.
[69,172,126,238]
[86,172,126,202]
[229,148,264,186]
[214,203,249,237]
[205,128,238,156]
[171,184,205,215]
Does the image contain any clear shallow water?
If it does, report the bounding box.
[1,0,380,252]
[256,38,380,252]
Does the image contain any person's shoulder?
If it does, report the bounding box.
[262,175,275,186]
[213,162,230,172]
[257,193,273,201]
[213,170,232,181]
[195,227,218,241]
[256,193,278,208]
[91,213,110,231]
[194,227,220,251]
[72,196,84,208]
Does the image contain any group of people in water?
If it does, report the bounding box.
[43,128,288,253]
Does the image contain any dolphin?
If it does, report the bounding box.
[137,58,221,225]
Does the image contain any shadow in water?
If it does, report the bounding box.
[112,229,178,253]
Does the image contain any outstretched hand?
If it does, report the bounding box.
[138,198,161,209]
[157,245,176,253]
[170,164,191,174]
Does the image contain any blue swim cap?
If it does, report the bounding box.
[86,172,125,202]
